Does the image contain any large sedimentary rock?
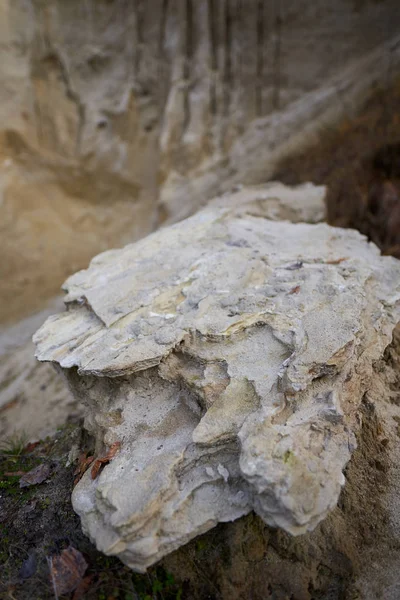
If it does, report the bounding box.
[34,189,400,572]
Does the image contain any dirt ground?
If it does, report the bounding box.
[276,79,400,257]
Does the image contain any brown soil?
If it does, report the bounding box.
[276,79,400,257]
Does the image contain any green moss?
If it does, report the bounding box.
[0,432,28,456]
[0,449,42,500]
[39,497,51,510]
[196,539,208,552]
[132,567,182,599]
[283,449,295,464]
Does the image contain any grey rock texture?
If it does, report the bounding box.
[34,186,400,572]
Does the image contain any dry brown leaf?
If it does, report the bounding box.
[90,459,103,481]
[289,285,301,294]
[91,441,121,480]
[19,463,51,488]
[49,546,88,598]
[0,398,19,412]
[24,441,40,453]
[73,453,95,486]
[72,574,94,600]
[325,257,348,264]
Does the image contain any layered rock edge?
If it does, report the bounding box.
[33,184,400,572]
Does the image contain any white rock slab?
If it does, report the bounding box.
[34,196,400,572]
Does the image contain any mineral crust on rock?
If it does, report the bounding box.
[34,189,400,572]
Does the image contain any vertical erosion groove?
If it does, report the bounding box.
[82,0,93,41]
[31,0,44,150]
[127,0,138,83]
[232,0,240,122]
[224,0,232,119]
[56,52,85,156]
[135,0,144,77]
[272,0,282,111]
[158,0,169,104]
[159,0,169,55]
[214,0,226,150]
[123,0,135,85]
[256,0,264,116]
[208,0,217,117]
[32,2,84,158]
[31,1,48,151]
[183,0,193,138]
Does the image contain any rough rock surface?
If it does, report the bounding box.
[1,0,400,323]
[207,181,326,223]
[0,182,323,441]
[34,192,400,572]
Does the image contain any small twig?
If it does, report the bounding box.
[47,556,59,600]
